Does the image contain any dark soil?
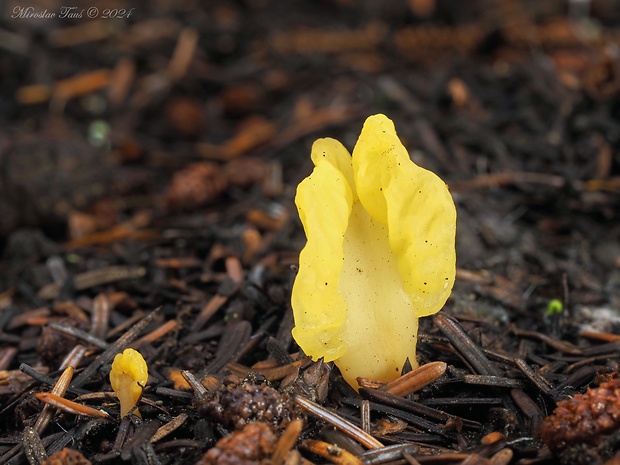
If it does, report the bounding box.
[1,1,619,464]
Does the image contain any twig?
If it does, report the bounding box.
[433,314,502,376]
[295,396,384,449]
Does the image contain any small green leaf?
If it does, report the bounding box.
[545,299,564,316]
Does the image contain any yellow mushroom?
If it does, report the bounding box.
[291,114,456,389]
[110,348,148,418]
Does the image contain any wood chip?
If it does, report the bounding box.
[300,439,362,465]
[168,28,199,81]
[272,419,303,465]
[37,266,146,300]
[150,413,189,444]
[381,361,447,396]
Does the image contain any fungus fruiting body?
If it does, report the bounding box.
[291,114,456,389]
[110,348,148,418]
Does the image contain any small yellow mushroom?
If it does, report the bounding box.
[291,114,456,389]
[110,348,148,418]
